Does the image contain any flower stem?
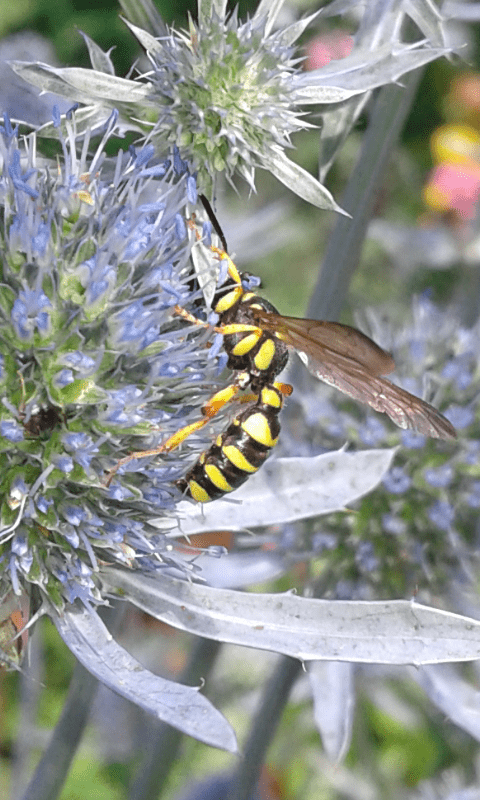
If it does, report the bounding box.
[20,653,99,800]
[307,68,424,322]
[128,637,222,800]
[228,655,302,800]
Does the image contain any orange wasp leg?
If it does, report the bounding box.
[172,305,262,338]
[103,377,293,487]
[103,377,250,487]
[103,416,213,486]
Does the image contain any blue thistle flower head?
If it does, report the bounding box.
[140,7,309,197]
[0,109,220,612]
[286,295,480,601]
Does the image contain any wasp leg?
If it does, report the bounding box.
[102,416,213,486]
[275,382,293,397]
[103,375,252,487]
[172,305,261,338]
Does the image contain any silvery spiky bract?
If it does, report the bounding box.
[11,0,451,208]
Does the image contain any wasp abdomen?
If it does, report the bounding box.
[177,384,283,503]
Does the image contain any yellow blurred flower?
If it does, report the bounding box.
[430,123,480,166]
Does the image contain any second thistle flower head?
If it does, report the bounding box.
[141,6,309,196]
[0,109,220,612]
[286,296,480,603]
[11,1,451,209]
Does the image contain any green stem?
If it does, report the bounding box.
[128,637,222,800]
[228,655,301,800]
[20,656,99,800]
[307,69,424,322]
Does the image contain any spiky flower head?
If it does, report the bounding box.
[138,6,314,199]
[11,0,450,210]
[287,297,479,605]
[0,109,221,615]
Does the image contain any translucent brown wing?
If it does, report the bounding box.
[253,310,457,441]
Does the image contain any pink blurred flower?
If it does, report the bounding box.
[304,31,353,71]
[445,73,480,124]
[423,161,480,220]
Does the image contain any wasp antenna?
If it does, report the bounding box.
[200,194,229,253]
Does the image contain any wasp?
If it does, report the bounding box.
[105,223,456,502]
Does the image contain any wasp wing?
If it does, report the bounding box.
[297,349,457,439]
[253,311,456,441]
[254,312,395,375]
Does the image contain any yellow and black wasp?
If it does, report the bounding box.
[105,210,456,502]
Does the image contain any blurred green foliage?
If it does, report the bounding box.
[0,0,260,71]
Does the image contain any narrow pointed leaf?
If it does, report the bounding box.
[198,0,228,27]
[174,448,396,535]
[54,606,238,752]
[10,62,154,106]
[263,151,347,213]
[104,572,480,666]
[295,85,369,104]
[411,664,480,741]
[118,0,167,34]
[309,661,355,761]
[123,18,167,59]
[406,0,448,47]
[276,10,322,48]
[79,32,116,75]
[293,43,450,101]
[254,0,286,36]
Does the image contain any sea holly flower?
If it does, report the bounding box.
[10,0,451,207]
[286,294,480,604]
[0,109,251,746]
[0,109,226,618]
